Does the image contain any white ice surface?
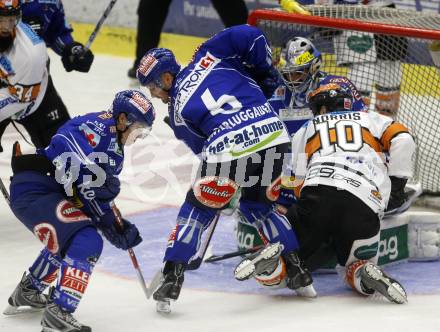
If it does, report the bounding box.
[1,53,440,332]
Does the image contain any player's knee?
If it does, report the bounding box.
[192,176,239,210]
[65,226,103,263]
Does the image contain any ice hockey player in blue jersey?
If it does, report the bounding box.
[4,90,155,332]
[137,24,314,307]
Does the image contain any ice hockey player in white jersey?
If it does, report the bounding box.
[284,82,414,302]
[0,0,69,150]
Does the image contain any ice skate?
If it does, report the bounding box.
[283,251,314,291]
[153,262,185,313]
[3,272,48,315]
[360,262,407,304]
[234,242,283,281]
[41,303,91,332]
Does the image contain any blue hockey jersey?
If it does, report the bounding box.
[269,72,367,135]
[168,25,290,162]
[40,111,123,222]
[22,0,74,55]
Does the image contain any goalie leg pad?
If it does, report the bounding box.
[408,214,440,261]
[164,201,217,264]
[239,200,299,253]
[54,227,102,312]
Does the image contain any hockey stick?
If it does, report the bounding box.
[186,213,220,270]
[0,177,10,205]
[84,0,118,52]
[204,245,264,263]
[111,205,150,300]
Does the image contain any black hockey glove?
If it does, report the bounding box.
[62,42,94,73]
[98,213,142,250]
[0,119,11,153]
[385,176,408,214]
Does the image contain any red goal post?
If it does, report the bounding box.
[248,6,440,195]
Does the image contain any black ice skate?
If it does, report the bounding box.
[41,303,91,332]
[3,272,48,315]
[153,262,185,313]
[234,242,283,281]
[283,251,316,297]
[360,262,408,304]
[153,262,185,301]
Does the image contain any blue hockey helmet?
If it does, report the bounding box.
[136,48,181,87]
[111,90,155,129]
[278,37,322,92]
[308,83,353,116]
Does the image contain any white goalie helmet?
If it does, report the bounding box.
[278,37,322,92]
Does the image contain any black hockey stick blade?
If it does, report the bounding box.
[204,245,263,263]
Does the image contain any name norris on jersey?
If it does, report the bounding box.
[313,112,361,125]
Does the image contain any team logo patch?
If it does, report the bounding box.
[371,190,382,201]
[60,266,90,301]
[34,223,59,254]
[130,91,155,117]
[56,200,90,223]
[138,54,158,77]
[193,176,238,209]
[266,176,281,202]
[79,123,101,147]
[167,225,179,248]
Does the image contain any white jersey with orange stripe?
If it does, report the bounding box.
[290,110,416,214]
[0,22,48,123]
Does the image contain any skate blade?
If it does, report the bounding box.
[365,264,408,304]
[234,243,282,281]
[41,327,60,332]
[3,304,44,316]
[295,284,317,298]
[147,270,165,299]
[156,300,171,314]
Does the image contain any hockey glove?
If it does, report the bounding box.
[0,119,11,153]
[62,42,94,73]
[98,213,142,250]
[385,176,407,214]
[254,67,283,99]
[275,186,297,215]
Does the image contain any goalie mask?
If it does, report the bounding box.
[308,83,353,116]
[278,37,321,93]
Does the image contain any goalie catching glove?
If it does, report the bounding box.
[62,41,94,73]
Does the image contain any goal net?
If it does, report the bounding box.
[248,6,440,195]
